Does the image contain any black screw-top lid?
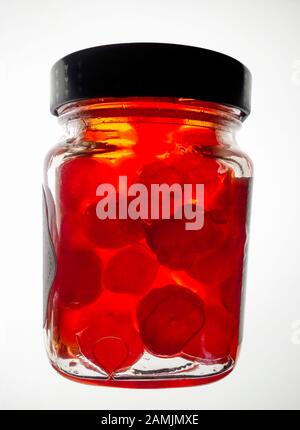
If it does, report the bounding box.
[50,43,251,118]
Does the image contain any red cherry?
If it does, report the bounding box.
[55,246,102,308]
[183,301,236,362]
[188,204,246,285]
[146,218,194,269]
[77,303,143,374]
[177,153,233,221]
[83,199,144,249]
[199,176,249,290]
[187,236,239,285]
[138,157,184,188]
[139,152,222,193]
[93,337,128,374]
[146,212,223,270]
[136,158,184,220]
[135,151,232,234]
[174,152,222,184]
[58,213,87,248]
[179,152,233,219]
[103,245,158,295]
[137,285,205,356]
[57,156,117,213]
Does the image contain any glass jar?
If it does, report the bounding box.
[44,44,253,387]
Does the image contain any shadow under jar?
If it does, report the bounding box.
[43,43,253,387]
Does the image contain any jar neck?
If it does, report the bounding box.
[56,98,243,146]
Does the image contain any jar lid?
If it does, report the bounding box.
[50,43,251,118]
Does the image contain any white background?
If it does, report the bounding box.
[0,0,299,410]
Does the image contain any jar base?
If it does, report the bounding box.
[50,352,234,388]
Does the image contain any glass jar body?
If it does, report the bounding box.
[43,98,253,387]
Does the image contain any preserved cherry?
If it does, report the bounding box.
[103,245,158,295]
[137,285,205,356]
[58,157,117,213]
[54,246,102,308]
[146,211,224,270]
[77,301,143,375]
[83,198,144,249]
[183,301,236,362]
